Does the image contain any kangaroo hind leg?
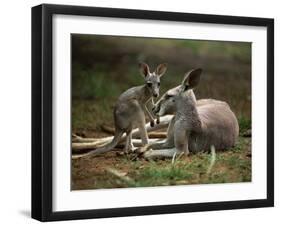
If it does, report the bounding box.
[137,121,149,146]
[124,129,136,153]
[138,116,175,154]
[135,110,149,146]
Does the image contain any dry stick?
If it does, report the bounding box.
[72,137,100,143]
[72,138,160,154]
[129,138,160,147]
[101,125,166,139]
[105,168,135,186]
[72,140,111,151]
[72,133,81,139]
[148,132,166,138]
[72,115,173,151]
[72,134,100,143]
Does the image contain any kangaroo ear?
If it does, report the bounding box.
[182,68,202,91]
[139,62,150,78]
[155,63,167,77]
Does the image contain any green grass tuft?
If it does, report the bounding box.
[238,116,251,134]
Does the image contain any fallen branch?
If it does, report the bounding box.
[72,115,173,151]
[105,168,135,186]
[148,132,166,138]
[101,125,166,138]
[72,139,112,151]
[72,133,103,143]
[72,138,160,153]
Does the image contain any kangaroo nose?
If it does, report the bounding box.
[153,94,158,98]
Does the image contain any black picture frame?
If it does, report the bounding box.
[32,3,274,222]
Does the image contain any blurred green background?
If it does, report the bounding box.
[71,34,251,136]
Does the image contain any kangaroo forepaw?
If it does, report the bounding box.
[156,117,160,124]
[150,120,155,127]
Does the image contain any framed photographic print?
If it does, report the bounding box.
[32,4,274,221]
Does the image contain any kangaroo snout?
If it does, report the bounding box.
[153,93,159,98]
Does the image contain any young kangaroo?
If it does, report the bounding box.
[142,68,239,159]
[78,63,167,158]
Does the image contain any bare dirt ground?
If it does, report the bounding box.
[71,36,252,190]
[72,130,251,190]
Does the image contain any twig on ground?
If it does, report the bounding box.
[72,133,100,143]
[72,115,173,151]
[101,125,166,138]
[147,132,166,138]
[105,168,135,186]
[72,138,160,154]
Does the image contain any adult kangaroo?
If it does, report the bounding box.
[141,68,239,159]
[76,63,167,158]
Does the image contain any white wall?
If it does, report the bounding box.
[0,0,279,225]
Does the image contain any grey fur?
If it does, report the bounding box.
[80,63,167,158]
[144,68,239,158]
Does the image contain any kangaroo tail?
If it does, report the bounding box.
[72,130,124,159]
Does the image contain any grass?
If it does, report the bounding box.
[238,116,251,134]
[71,73,252,189]
[132,139,251,187]
[71,35,252,190]
[71,71,252,189]
[72,65,124,99]
[72,136,251,190]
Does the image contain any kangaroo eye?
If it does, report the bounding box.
[147,83,152,87]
